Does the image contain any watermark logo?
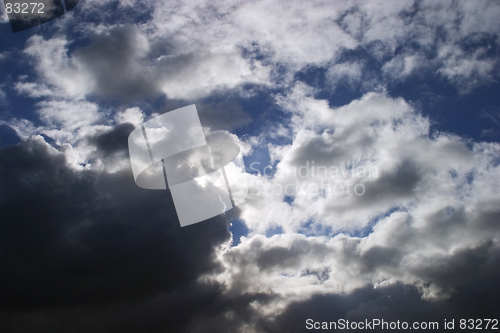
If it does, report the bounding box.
[128,105,248,227]
[249,161,378,199]
[3,0,79,33]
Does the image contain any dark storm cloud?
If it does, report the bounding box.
[261,279,500,333]
[89,122,134,157]
[0,134,230,312]
[52,267,500,333]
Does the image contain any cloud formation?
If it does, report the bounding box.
[0,134,230,309]
[1,0,500,332]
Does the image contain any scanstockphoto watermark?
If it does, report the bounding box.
[249,161,379,197]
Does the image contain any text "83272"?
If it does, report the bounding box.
[5,3,44,14]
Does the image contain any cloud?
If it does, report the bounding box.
[72,25,158,101]
[114,106,145,127]
[21,35,94,98]
[148,0,499,94]
[438,44,497,93]
[2,100,143,172]
[222,85,500,315]
[239,84,479,232]
[1,0,500,331]
[0,134,231,312]
[19,24,270,102]
[15,0,500,105]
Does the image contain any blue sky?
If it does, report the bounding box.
[1,1,500,331]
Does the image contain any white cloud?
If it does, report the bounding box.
[19,27,270,101]
[36,99,102,131]
[15,0,500,104]
[327,61,366,90]
[438,44,496,93]
[22,35,94,98]
[241,84,483,234]
[156,49,270,100]
[210,85,500,317]
[115,107,145,127]
[2,99,114,171]
[204,128,253,157]
[0,117,37,138]
[15,81,54,98]
[382,53,427,81]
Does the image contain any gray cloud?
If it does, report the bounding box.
[74,26,159,101]
[0,134,230,311]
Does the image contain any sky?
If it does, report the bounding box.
[0,0,500,332]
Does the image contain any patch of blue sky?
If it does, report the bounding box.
[243,146,272,176]
[237,91,288,135]
[0,124,19,148]
[0,27,44,123]
[228,218,249,247]
[297,219,326,237]
[265,225,284,238]
[283,195,294,205]
[294,65,365,107]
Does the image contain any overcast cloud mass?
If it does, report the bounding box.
[1,0,500,332]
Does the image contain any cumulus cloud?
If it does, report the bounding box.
[18,24,270,101]
[147,0,500,93]
[223,84,500,318]
[15,0,500,105]
[21,35,94,98]
[0,134,231,310]
[239,84,482,233]
[114,106,145,127]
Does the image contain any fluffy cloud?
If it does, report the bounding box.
[240,84,484,233]
[145,0,500,93]
[18,24,270,101]
[20,35,94,98]
[17,0,500,104]
[222,84,500,320]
